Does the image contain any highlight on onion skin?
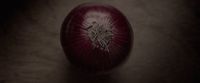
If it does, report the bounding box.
[61,3,133,72]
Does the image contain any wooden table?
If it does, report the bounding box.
[0,0,199,83]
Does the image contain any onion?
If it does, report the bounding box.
[61,3,133,72]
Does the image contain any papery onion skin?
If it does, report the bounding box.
[61,3,133,71]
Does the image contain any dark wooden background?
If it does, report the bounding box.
[0,0,199,83]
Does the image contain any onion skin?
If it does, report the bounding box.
[61,3,133,72]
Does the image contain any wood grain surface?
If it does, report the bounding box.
[0,0,199,83]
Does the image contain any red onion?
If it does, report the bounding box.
[61,3,133,71]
